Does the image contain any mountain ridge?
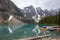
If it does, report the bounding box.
[0,0,24,25]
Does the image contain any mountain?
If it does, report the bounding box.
[0,0,25,25]
[22,5,59,23]
[0,0,58,24]
[23,5,42,23]
[39,10,60,25]
[36,7,43,17]
[37,8,59,17]
[23,5,59,18]
[43,9,59,16]
[23,5,36,19]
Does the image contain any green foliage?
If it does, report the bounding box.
[39,10,60,25]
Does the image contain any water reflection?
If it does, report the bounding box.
[0,24,60,40]
[32,24,59,40]
[8,27,13,33]
[32,25,41,36]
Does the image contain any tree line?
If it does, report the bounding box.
[39,10,60,25]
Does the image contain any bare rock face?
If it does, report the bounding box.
[8,16,23,25]
[0,0,24,25]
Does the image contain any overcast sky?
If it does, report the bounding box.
[11,0,60,10]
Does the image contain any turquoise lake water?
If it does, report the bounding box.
[0,24,60,40]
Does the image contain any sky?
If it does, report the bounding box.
[11,0,60,10]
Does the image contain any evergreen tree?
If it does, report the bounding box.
[39,10,60,25]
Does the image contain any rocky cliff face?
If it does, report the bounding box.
[0,0,24,24]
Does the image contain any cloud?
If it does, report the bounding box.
[11,0,60,9]
[39,0,60,9]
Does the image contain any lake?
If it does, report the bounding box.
[0,24,60,40]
